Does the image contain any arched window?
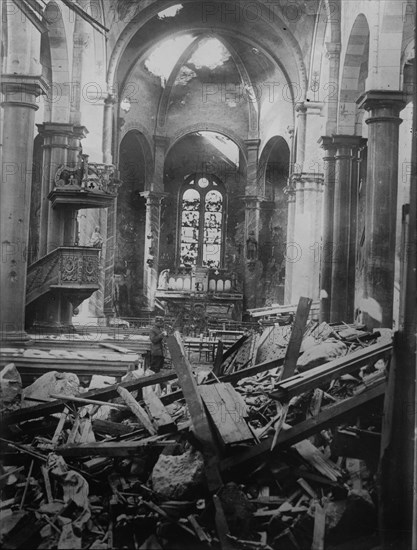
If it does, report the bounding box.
[179,174,225,268]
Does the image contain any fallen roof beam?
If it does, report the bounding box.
[269,341,392,402]
[220,377,386,472]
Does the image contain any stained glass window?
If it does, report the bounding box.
[179,176,224,268]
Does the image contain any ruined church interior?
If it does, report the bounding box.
[0,0,416,549]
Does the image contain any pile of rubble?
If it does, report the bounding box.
[0,299,392,549]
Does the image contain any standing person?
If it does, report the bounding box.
[149,316,167,373]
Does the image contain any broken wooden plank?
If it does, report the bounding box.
[199,383,254,446]
[269,341,392,401]
[50,393,128,410]
[116,385,157,435]
[281,297,313,380]
[311,502,326,550]
[143,387,177,434]
[220,377,385,472]
[271,298,312,450]
[212,340,224,377]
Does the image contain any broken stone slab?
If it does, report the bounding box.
[0,363,22,412]
[151,446,205,500]
[296,340,347,373]
[22,371,80,407]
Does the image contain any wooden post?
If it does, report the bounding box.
[116,385,157,435]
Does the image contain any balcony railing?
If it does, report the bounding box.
[26,247,101,306]
[157,267,242,297]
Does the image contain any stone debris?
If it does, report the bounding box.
[0,311,392,549]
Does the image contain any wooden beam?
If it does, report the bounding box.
[116,386,157,435]
[220,378,385,472]
[143,387,177,434]
[281,297,312,380]
[3,371,177,425]
[269,342,392,401]
[199,383,254,446]
[271,297,312,450]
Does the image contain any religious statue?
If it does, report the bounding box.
[246,230,258,260]
[88,226,103,248]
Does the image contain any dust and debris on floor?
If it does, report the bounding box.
[0,299,393,550]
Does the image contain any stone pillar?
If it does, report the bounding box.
[357,91,405,328]
[140,191,167,311]
[242,195,263,309]
[244,139,261,194]
[324,42,341,135]
[290,173,324,304]
[103,94,117,318]
[294,103,307,172]
[318,136,337,322]
[0,75,47,341]
[330,135,363,323]
[284,183,296,303]
[153,135,169,192]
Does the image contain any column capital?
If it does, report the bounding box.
[244,138,261,151]
[139,190,169,207]
[37,122,88,139]
[357,90,406,114]
[318,135,337,155]
[296,101,323,115]
[1,74,48,109]
[153,135,170,149]
[332,134,364,150]
[325,42,341,59]
[240,194,265,207]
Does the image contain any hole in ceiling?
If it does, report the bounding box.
[145,35,194,85]
[157,4,183,19]
[189,37,231,70]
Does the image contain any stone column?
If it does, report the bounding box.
[294,103,307,172]
[330,135,363,323]
[284,183,296,303]
[318,136,337,322]
[244,139,261,194]
[242,195,263,309]
[153,135,169,192]
[140,192,167,311]
[290,173,324,304]
[102,95,117,318]
[324,42,341,135]
[0,75,47,341]
[357,91,405,328]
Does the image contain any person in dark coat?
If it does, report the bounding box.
[149,316,167,373]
